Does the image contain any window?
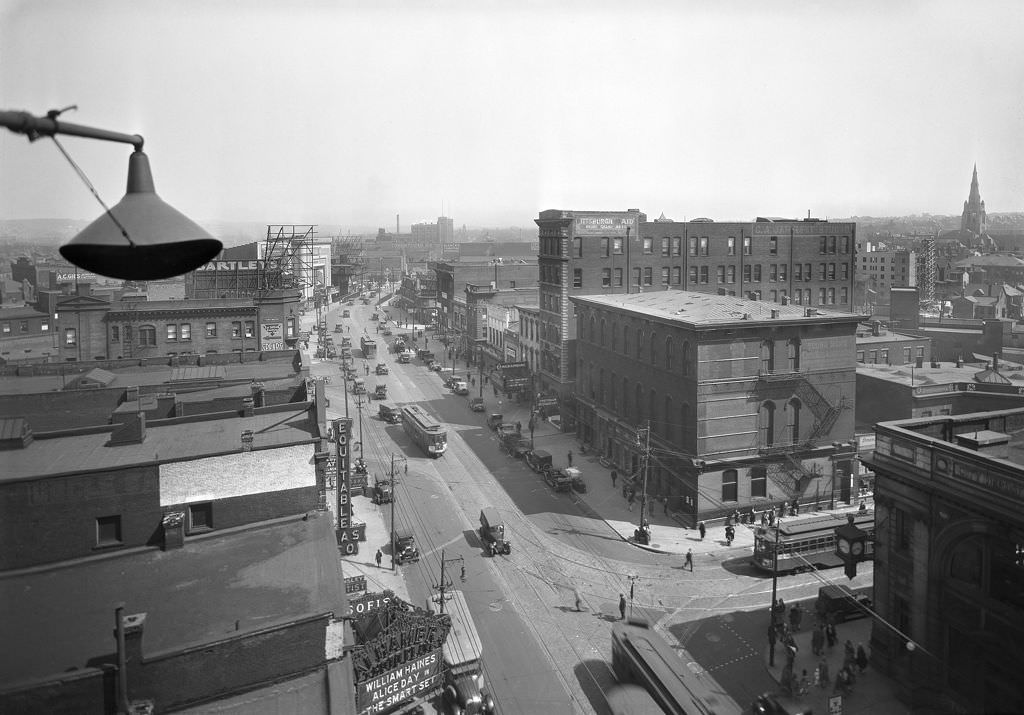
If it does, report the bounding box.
[819,263,827,280]
[769,264,778,282]
[856,350,865,363]
[672,237,682,256]
[167,324,178,341]
[180,323,191,340]
[793,263,802,281]
[661,267,670,285]
[643,267,652,286]
[682,341,692,376]
[700,266,709,284]
[881,348,889,364]
[643,238,653,254]
[769,290,777,302]
[842,236,850,253]
[573,237,582,257]
[139,326,156,346]
[286,317,296,338]
[96,515,122,546]
[769,237,778,255]
[688,236,698,256]
[827,263,836,280]
[722,469,738,502]
[614,268,623,287]
[601,237,610,257]
[19,320,28,333]
[820,237,828,254]
[751,467,767,498]
[64,328,77,346]
[893,506,910,551]
[206,322,217,337]
[727,237,736,255]
[41,319,49,332]
[787,339,800,371]
[717,265,725,283]
[869,350,878,364]
[829,236,837,254]
[573,268,583,288]
[760,402,775,447]
[804,264,811,281]
[841,264,849,280]
[753,265,762,282]
[111,325,120,342]
[665,337,673,370]
[819,288,827,305]
[190,502,213,531]
[623,326,631,355]
[244,321,255,338]
[761,340,774,372]
[689,266,698,284]
[916,346,925,358]
[633,267,642,286]
[1,322,8,335]
[231,321,242,338]
[727,265,736,283]
[743,264,751,282]
[827,287,835,304]
[602,268,611,287]
[903,347,911,363]
[787,399,801,444]
[673,266,682,285]
[699,237,708,256]
[779,264,787,282]
[661,237,670,257]
[613,237,623,255]
[743,236,752,255]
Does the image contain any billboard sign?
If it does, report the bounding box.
[573,215,636,236]
[261,322,284,351]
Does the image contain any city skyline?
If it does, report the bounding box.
[2,0,1023,229]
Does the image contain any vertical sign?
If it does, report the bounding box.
[335,417,355,555]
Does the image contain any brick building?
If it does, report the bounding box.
[864,409,1024,714]
[535,209,857,428]
[54,289,302,361]
[570,290,861,525]
[432,259,538,350]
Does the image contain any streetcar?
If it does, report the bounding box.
[401,404,447,457]
[751,510,875,573]
[610,618,740,715]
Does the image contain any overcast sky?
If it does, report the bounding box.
[2,0,1022,232]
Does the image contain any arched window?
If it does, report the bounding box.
[650,331,658,365]
[787,398,801,444]
[589,316,596,344]
[600,318,606,347]
[623,326,631,355]
[612,322,618,352]
[762,339,775,373]
[588,362,596,399]
[138,325,157,346]
[682,341,692,376]
[949,536,983,588]
[788,338,801,371]
[759,402,776,447]
[636,329,644,360]
[665,337,673,370]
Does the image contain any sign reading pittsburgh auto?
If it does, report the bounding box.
[351,593,451,715]
[573,214,636,236]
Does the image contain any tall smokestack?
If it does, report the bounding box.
[396,214,400,236]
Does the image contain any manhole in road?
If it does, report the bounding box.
[488,601,503,612]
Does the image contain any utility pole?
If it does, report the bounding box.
[768,517,782,666]
[355,391,364,455]
[433,549,465,614]
[627,573,639,619]
[389,454,405,571]
[637,421,651,540]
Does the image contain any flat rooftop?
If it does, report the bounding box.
[2,405,318,481]
[857,361,1024,388]
[0,514,345,686]
[572,291,863,326]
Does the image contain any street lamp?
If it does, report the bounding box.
[0,108,221,280]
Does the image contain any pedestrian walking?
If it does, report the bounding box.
[856,643,869,675]
[619,593,627,620]
[611,470,618,488]
[698,521,706,540]
[663,496,669,515]
[725,525,735,545]
[811,624,825,655]
[817,658,831,688]
[826,622,838,649]
[461,564,466,581]
[685,549,693,571]
[790,604,803,632]
[844,640,856,669]
[760,510,768,526]
[627,490,635,511]
[375,548,383,568]
[567,450,573,467]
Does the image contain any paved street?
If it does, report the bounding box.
[308,296,893,715]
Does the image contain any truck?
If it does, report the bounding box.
[478,507,511,556]
[361,336,378,359]
[437,591,496,715]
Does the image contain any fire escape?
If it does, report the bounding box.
[757,369,850,492]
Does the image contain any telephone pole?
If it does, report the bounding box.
[389,454,406,571]
[637,421,651,540]
[432,549,464,614]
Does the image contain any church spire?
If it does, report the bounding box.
[961,163,987,237]
[969,163,981,203]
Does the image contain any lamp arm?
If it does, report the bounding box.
[0,109,144,150]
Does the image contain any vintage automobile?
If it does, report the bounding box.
[524,449,552,474]
[374,384,388,400]
[375,363,389,375]
[397,351,411,364]
[371,312,379,321]
[353,457,368,477]
[334,323,343,333]
[505,437,532,459]
[343,309,351,317]
[346,301,354,307]
[564,466,586,493]
[352,377,367,394]
[486,413,504,430]
[452,380,470,396]
[479,507,511,556]
[372,476,393,504]
[816,585,872,623]
[378,402,402,424]
[341,336,352,347]
[469,397,485,412]
[394,528,420,565]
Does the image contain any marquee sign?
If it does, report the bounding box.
[357,651,442,714]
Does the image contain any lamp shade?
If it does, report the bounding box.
[59,150,222,280]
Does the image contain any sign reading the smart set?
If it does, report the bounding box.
[356,649,442,714]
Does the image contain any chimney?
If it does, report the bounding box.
[251,382,266,408]
[241,397,255,417]
[956,355,964,368]
[804,307,818,317]
[871,321,881,336]
[108,412,146,446]
[162,511,185,550]
[771,309,780,319]
[241,429,255,451]
[121,611,147,669]
[993,352,1000,372]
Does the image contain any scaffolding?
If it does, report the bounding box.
[917,238,936,302]
[261,225,318,301]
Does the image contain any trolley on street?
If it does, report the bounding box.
[610,618,740,715]
[751,510,875,573]
[401,404,447,457]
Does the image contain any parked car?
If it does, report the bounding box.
[479,507,511,556]
[486,413,504,430]
[375,363,389,375]
[394,528,420,565]
[469,397,485,412]
[373,384,388,400]
[452,380,469,395]
[372,477,393,504]
[816,585,872,623]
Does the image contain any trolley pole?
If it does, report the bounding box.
[432,550,464,614]
[768,519,781,666]
[637,422,651,540]
[390,454,396,571]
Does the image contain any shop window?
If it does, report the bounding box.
[190,502,213,531]
[286,317,296,338]
[722,469,738,502]
[96,515,122,546]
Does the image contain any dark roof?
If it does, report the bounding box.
[2,406,317,481]
[0,515,345,685]
[169,366,227,382]
[0,306,48,320]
